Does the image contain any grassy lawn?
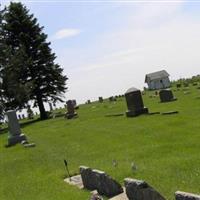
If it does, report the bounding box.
[1,85,200,200]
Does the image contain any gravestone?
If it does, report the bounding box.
[159,89,176,103]
[124,178,165,200]
[109,96,117,102]
[65,100,77,119]
[27,105,34,119]
[80,166,123,198]
[175,191,200,200]
[125,87,148,117]
[87,100,91,104]
[18,115,21,120]
[99,97,103,103]
[6,110,27,146]
[49,103,53,111]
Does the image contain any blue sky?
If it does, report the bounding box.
[2,0,200,105]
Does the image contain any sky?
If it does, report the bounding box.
[1,0,200,106]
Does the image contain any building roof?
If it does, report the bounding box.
[145,70,169,82]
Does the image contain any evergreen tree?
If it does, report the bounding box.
[2,2,68,119]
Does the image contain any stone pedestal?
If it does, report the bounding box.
[124,178,165,200]
[6,110,27,146]
[8,134,27,146]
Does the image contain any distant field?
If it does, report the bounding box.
[1,85,200,200]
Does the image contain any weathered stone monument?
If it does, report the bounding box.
[49,102,53,111]
[175,191,200,200]
[109,96,117,102]
[65,100,77,119]
[99,97,103,103]
[27,105,34,119]
[125,87,148,117]
[80,166,123,198]
[159,89,176,103]
[87,100,91,104]
[124,178,166,200]
[6,110,27,146]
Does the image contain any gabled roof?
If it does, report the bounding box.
[145,70,169,82]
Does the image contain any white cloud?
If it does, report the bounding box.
[52,28,81,40]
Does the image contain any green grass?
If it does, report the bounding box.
[1,86,200,200]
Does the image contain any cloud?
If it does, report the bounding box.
[52,28,81,40]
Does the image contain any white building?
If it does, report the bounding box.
[145,70,170,90]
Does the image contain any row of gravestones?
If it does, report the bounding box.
[86,87,176,118]
[79,166,200,200]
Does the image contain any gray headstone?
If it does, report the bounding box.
[125,87,148,117]
[80,166,97,190]
[80,166,123,198]
[49,103,53,111]
[124,178,165,200]
[87,100,91,104]
[6,110,27,146]
[159,89,176,103]
[175,191,200,200]
[65,100,77,119]
[99,97,103,103]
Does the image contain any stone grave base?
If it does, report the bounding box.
[64,174,128,200]
[126,107,149,117]
[7,133,27,146]
[64,175,83,189]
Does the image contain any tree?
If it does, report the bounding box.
[2,2,68,119]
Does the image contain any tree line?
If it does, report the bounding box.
[0,2,68,120]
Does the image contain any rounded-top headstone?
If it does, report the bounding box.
[125,87,148,117]
[125,87,140,94]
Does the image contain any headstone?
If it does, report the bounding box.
[27,105,34,119]
[6,110,27,146]
[159,89,176,103]
[125,87,148,117]
[99,97,103,103]
[80,166,98,190]
[65,100,77,119]
[175,191,200,200]
[80,166,123,198]
[49,102,53,111]
[124,178,166,200]
[87,100,91,104]
[109,96,117,102]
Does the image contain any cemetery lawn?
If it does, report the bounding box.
[1,86,200,200]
